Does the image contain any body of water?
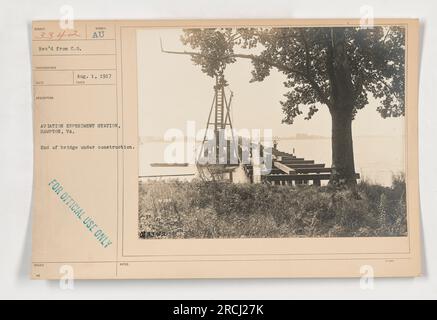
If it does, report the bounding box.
[139,136,405,186]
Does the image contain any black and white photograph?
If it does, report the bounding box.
[137,25,407,239]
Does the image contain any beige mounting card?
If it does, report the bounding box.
[31,19,421,279]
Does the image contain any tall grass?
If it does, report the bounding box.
[138,174,407,239]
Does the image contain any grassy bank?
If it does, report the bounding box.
[138,175,407,239]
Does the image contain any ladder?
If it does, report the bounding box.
[199,74,239,166]
[214,81,225,130]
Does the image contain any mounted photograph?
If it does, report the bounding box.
[137,25,407,240]
[30,19,421,280]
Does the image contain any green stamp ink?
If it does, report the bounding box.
[48,178,113,248]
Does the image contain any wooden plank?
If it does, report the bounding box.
[273,161,296,174]
[248,169,332,177]
[265,173,360,181]
[280,156,303,161]
[286,164,325,169]
[294,167,332,173]
[244,163,326,170]
[272,149,292,157]
[281,160,315,165]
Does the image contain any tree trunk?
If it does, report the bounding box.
[326,28,357,186]
[330,110,357,185]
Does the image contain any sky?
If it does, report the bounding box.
[137,28,405,140]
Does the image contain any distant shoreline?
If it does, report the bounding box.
[139,135,405,143]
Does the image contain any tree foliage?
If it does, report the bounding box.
[179,27,405,123]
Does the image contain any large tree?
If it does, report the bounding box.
[167,26,405,185]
